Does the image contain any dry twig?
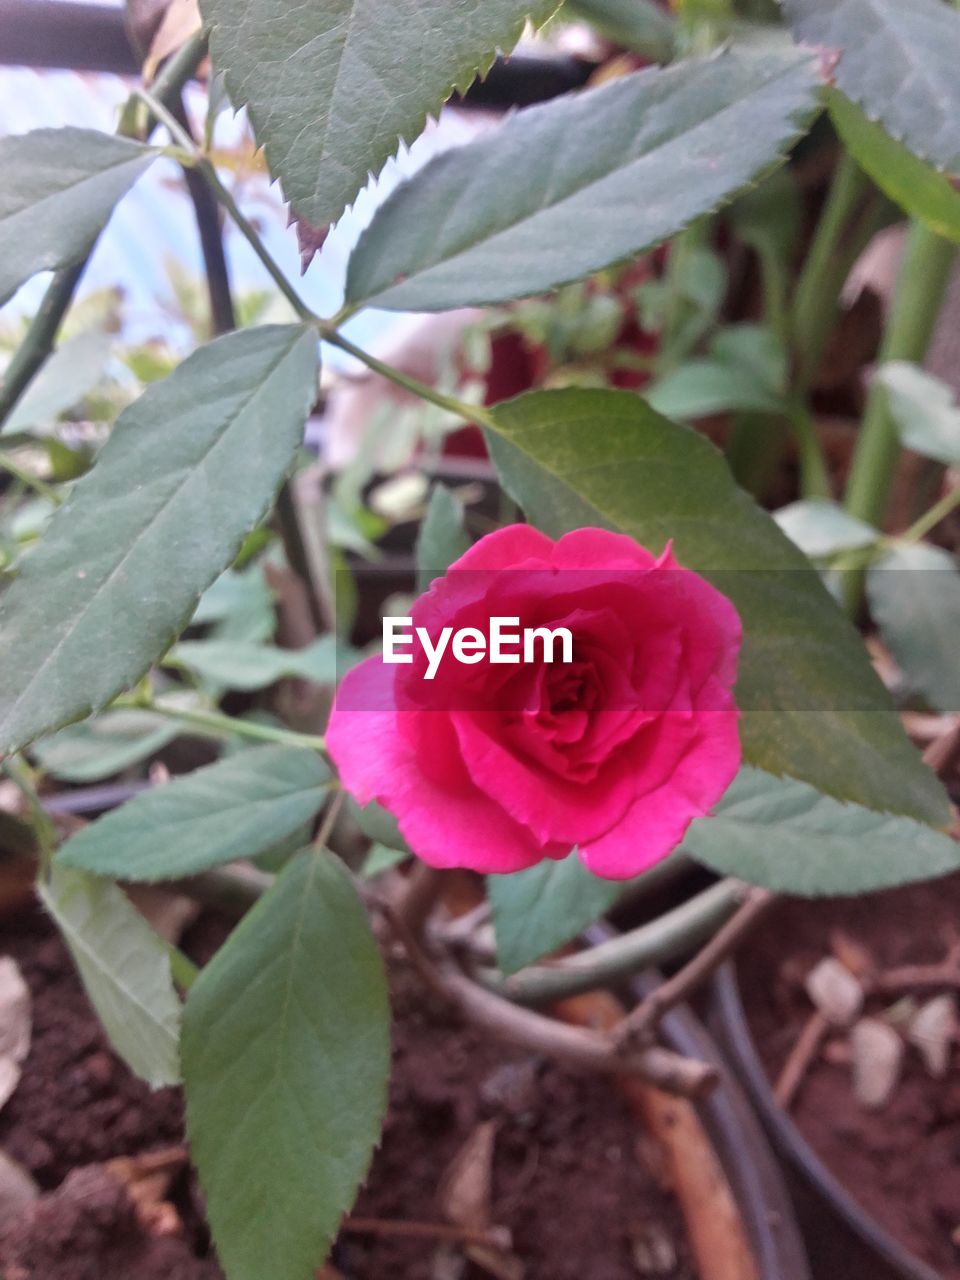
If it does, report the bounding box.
[615,886,777,1050]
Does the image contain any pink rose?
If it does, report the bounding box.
[327,526,741,879]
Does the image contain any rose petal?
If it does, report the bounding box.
[579,712,741,878]
[328,658,552,872]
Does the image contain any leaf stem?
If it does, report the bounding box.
[129,697,329,755]
[133,87,196,154]
[322,328,494,427]
[196,162,315,322]
[900,484,960,544]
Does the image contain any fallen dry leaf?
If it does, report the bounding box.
[439,1120,497,1231]
[106,1145,188,1238]
[805,957,864,1027]
[829,930,874,981]
[851,1017,904,1109]
[908,994,957,1078]
[0,1148,38,1235]
[143,0,201,83]
[0,957,31,1113]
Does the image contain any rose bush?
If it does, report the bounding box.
[328,525,742,878]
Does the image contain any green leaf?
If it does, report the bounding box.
[345,39,823,311]
[200,0,558,228]
[728,166,802,264]
[2,331,112,437]
[58,745,331,881]
[347,796,411,855]
[38,865,181,1087]
[163,635,353,692]
[182,849,390,1280]
[867,543,960,715]
[876,361,960,467]
[488,855,621,975]
[360,843,410,878]
[192,566,276,644]
[647,362,781,418]
[782,0,960,172]
[646,327,787,419]
[829,91,960,245]
[31,709,180,783]
[416,484,471,591]
[683,767,960,895]
[484,387,949,826]
[564,0,676,61]
[0,129,155,307]
[774,499,878,560]
[0,325,319,752]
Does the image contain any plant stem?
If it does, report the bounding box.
[844,224,957,527]
[133,87,196,153]
[377,884,717,1097]
[615,886,776,1046]
[901,484,960,544]
[0,454,63,505]
[168,944,199,990]
[758,242,789,350]
[174,863,275,916]
[1,758,59,865]
[441,963,717,1095]
[786,401,832,498]
[791,153,870,390]
[492,879,744,1006]
[198,162,314,321]
[322,328,493,427]
[0,30,210,424]
[274,478,328,633]
[136,697,329,754]
[170,115,330,635]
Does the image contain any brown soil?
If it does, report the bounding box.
[0,904,693,1280]
[739,873,960,1279]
